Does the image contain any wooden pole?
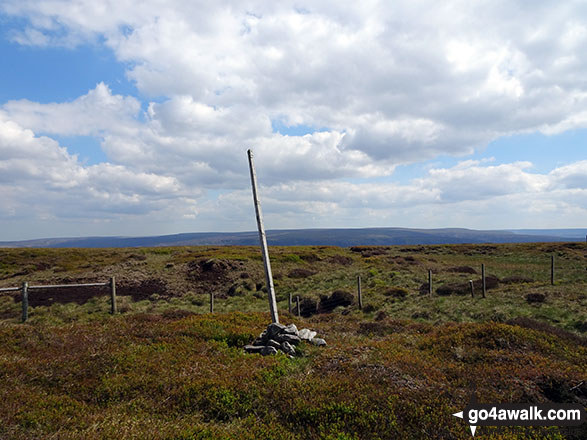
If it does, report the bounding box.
[210,290,214,313]
[247,149,279,324]
[428,270,432,295]
[481,264,486,298]
[21,281,28,323]
[296,296,300,317]
[551,255,555,286]
[469,280,474,298]
[288,292,292,314]
[357,275,363,310]
[110,276,117,314]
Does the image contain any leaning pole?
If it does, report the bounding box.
[247,149,279,324]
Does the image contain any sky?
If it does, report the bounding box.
[0,1,586,241]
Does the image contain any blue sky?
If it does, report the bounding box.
[0,1,586,240]
[0,38,135,103]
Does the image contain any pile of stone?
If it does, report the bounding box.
[244,322,326,356]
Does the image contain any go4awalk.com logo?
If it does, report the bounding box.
[452,395,586,436]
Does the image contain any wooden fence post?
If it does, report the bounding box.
[481,264,486,298]
[210,290,214,313]
[469,280,474,298]
[428,270,432,295]
[357,275,363,310]
[110,276,117,314]
[21,281,28,323]
[296,295,300,317]
[551,255,555,286]
[288,292,292,314]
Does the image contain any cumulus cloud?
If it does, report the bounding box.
[0,115,198,222]
[4,0,587,155]
[1,83,141,137]
[549,160,587,189]
[1,1,587,236]
[195,159,586,231]
[417,161,550,202]
[3,85,382,188]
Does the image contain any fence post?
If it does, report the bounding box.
[551,255,555,286]
[481,264,486,298]
[210,290,214,313]
[357,275,363,310]
[288,292,292,314]
[469,280,474,298]
[428,270,432,295]
[21,281,28,323]
[296,295,300,317]
[110,276,117,314]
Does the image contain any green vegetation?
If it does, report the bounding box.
[0,312,584,439]
[0,243,585,438]
[1,243,585,332]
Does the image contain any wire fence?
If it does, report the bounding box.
[0,277,117,322]
[0,251,583,322]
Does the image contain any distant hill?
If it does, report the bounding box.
[507,229,587,240]
[1,227,584,248]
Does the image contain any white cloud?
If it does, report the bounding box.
[1,83,141,137]
[1,1,587,237]
[198,160,586,231]
[4,1,587,151]
[0,115,197,222]
[549,160,587,189]
[418,161,550,202]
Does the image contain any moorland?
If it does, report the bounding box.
[0,242,585,439]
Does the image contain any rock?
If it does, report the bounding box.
[298,328,317,341]
[258,330,268,343]
[280,341,296,356]
[260,346,278,356]
[266,323,286,339]
[266,339,282,350]
[282,323,299,336]
[246,322,326,356]
[310,337,327,346]
[244,345,264,354]
[252,338,265,346]
[275,333,301,345]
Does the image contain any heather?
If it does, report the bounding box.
[0,243,585,439]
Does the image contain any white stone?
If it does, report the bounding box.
[298,328,317,340]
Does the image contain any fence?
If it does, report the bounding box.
[0,251,580,322]
[287,252,575,316]
[0,277,117,322]
[423,254,565,298]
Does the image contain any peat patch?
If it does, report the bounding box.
[12,278,169,306]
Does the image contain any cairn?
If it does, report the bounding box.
[244,323,326,356]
